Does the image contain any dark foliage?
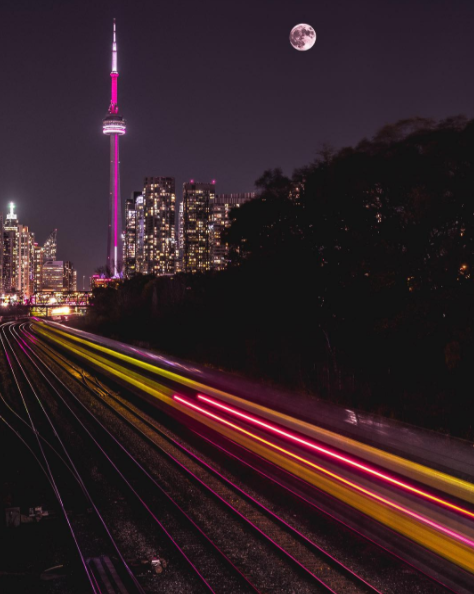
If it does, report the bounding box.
[85,116,474,438]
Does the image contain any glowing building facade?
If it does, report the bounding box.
[64,261,77,291]
[182,181,216,273]
[3,203,19,294]
[37,228,58,294]
[124,193,138,277]
[1,204,75,299]
[211,193,256,270]
[177,201,184,272]
[42,261,65,291]
[142,177,176,275]
[103,19,126,276]
[2,205,35,299]
[18,224,35,298]
[124,181,177,277]
[43,229,57,261]
[33,243,44,293]
[135,194,145,273]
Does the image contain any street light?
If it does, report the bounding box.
[83,275,85,291]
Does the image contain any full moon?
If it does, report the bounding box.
[289,24,316,51]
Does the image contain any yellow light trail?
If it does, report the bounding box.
[33,321,474,506]
[196,394,474,520]
[32,322,474,574]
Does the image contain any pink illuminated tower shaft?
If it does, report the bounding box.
[103,19,126,276]
[108,134,121,274]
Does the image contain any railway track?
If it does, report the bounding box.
[3,321,261,593]
[18,320,401,594]
[0,321,145,594]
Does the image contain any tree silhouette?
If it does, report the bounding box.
[85,116,474,438]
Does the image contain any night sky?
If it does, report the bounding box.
[0,0,473,282]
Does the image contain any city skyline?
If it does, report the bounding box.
[1,3,474,592]
[0,1,474,281]
[123,181,253,278]
[0,202,77,299]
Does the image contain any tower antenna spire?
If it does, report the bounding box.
[112,17,118,74]
[109,18,119,114]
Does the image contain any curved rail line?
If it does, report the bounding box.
[31,320,474,587]
[6,322,259,594]
[26,320,469,594]
[0,322,145,594]
[18,320,349,593]
[23,321,392,594]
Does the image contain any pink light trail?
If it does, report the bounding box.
[173,394,474,550]
[196,394,474,520]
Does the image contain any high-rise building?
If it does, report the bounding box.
[18,225,35,298]
[3,206,46,298]
[124,196,136,277]
[211,193,256,270]
[33,243,44,293]
[40,229,58,294]
[3,203,19,294]
[124,191,141,278]
[176,201,184,273]
[1,205,73,298]
[124,181,177,277]
[103,19,126,277]
[135,194,145,273]
[182,181,216,273]
[142,177,176,275]
[43,229,57,261]
[42,261,65,291]
[64,261,77,291]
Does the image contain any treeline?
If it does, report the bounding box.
[85,116,474,439]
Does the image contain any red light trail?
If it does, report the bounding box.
[174,394,474,549]
[196,394,474,521]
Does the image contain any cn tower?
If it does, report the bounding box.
[103,18,126,276]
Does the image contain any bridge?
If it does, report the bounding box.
[29,291,92,317]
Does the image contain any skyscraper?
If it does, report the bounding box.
[182,181,216,273]
[42,261,65,291]
[3,203,19,294]
[143,177,176,275]
[177,200,184,273]
[33,243,44,293]
[43,229,57,261]
[211,193,256,270]
[103,19,126,276]
[64,261,77,291]
[1,205,73,298]
[135,194,145,273]
[124,193,138,278]
[18,224,34,298]
[2,204,35,298]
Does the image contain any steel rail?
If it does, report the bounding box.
[13,322,261,594]
[27,321,465,594]
[75,353,383,594]
[25,321,386,594]
[2,322,145,594]
[0,322,101,594]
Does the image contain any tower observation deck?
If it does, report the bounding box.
[103,19,126,276]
